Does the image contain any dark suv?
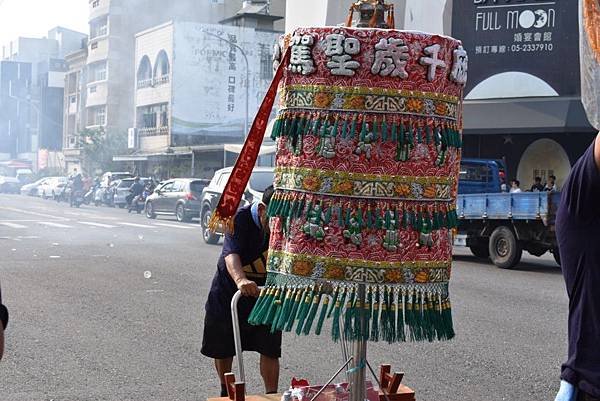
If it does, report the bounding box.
[200,167,274,244]
[145,178,210,222]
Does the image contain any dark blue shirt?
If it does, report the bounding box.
[556,142,600,397]
[0,283,8,330]
[205,205,269,319]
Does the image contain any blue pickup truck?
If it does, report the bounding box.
[455,159,561,269]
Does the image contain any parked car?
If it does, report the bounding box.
[145,178,210,223]
[38,177,68,199]
[20,178,48,196]
[0,176,21,194]
[112,177,151,208]
[199,167,274,244]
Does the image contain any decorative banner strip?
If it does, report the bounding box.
[268,250,451,285]
[208,49,290,233]
[275,166,454,201]
[279,85,459,120]
[248,280,455,343]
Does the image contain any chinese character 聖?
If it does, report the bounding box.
[491,45,498,53]
[524,33,533,42]
[450,45,468,85]
[289,34,316,75]
[370,37,409,78]
[543,32,552,42]
[514,33,523,42]
[475,46,482,54]
[324,33,361,76]
[420,44,447,82]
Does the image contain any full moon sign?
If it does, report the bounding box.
[453,0,580,97]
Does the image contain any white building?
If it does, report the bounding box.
[128,20,281,178]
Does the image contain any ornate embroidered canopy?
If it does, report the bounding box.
[243,27,468,344]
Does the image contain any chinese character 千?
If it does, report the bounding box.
[420,44,447,82]
[450,45,468,85]
[289,34,316,75]
[371,37,409,78]
[324,33,361,76]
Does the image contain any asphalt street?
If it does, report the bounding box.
[0,193,568,401]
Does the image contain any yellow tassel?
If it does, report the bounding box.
[208,211,235,235]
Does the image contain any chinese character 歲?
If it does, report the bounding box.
[324,33,361,76]
[524,33,533,42]
[514,33,523,42]
[543,32,552,42]
[420,44,447,82]
[534,32,542,42]
[289,34,316,75]
[491,45,498,53]
[499,45,507,53]
[475,46,482,54]
[370,37,409,78]
[450,45,468,85]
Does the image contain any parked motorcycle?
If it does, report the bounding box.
[84,186,97,205]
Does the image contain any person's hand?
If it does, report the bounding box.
[236,278,259,297]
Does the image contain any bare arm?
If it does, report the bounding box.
[595,132,600,172]
[225,254,259,297]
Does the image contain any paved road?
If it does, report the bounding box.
[0,194,568,401]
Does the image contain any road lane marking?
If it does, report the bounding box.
[79,221,117,228]
[38,222,73,228]
[0,222,27,228]
[153,223,195,230]
[119,222,155,228]
[0,206,69,221]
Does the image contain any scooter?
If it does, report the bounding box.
[128,191,148,214]
[70,190,84,208]
[84,186,97,205]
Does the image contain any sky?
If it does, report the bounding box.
[0,0,88,46]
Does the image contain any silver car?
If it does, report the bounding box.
[112,178,151,208]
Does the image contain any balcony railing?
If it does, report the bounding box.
[154,75,169,86]
[137,75,169,89]
[137,78,153,89]
[138,126,169,137]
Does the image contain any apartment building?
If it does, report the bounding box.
[66,0,285,174]
[0,27,86,167]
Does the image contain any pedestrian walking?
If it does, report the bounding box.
[0,282,9,360]
[201,186,280,397]
[555,133,600,401]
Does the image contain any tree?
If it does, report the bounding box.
[78,128,127,175]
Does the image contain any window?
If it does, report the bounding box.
[91,42,98,50]
[459,164,491,183]
[160,182,175,192]
[137,56,152,88]
[154,50,170,78]
[217,172,231,188]
[88,105,106,126]
[70,96,77,104]
[89,85,97,94]
[249,171,274,192]
[89,61,107,82]
[92,0,100,7]
[190,180,208,193]
[90,16,108,39]
[172,181,186,192]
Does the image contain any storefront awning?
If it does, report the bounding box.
[463,96,595,135]
[223,143,277,155]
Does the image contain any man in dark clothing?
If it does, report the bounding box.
[531,176,544,192]
[126,177,144,209]
[555,133,600,401]
[0,283,9,360]
[202,186,280,397]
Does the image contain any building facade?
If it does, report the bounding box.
[127,19,281,178]
[65,0,285,175]
[0,61,33,160]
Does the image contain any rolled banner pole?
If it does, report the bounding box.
[209,48,290,234]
